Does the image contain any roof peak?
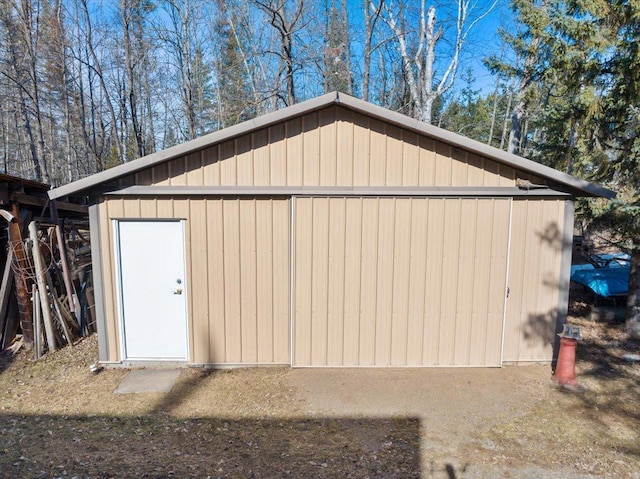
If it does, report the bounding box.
[49,91,614,200]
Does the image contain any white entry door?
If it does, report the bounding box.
[116,220,188,360]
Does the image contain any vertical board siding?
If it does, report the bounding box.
[503,199,565,362]
[374,199,395,364]
[336,109,354,185]
[100,197,290,364]
[272,202,291,362]
[439,199,462,365]
[222,200,242,362]
[327,198,347,365]
[99,200,119,361]
[207,200,226,363]
[294,198,313,365]
[359,198,379,364]
[342,199,363,364]
[320,108,338,185]
[406,199,428,364]
[352,115,371,186]
[423,199,445,362]
[239,200,258,362]
[140,107,518,189]
[391,198,411,365]
[256,200,274,362]
[189,200,209,363]
[293,197,510,367]
[253,130,270,186]
[310,199,329,364]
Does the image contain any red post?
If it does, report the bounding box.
[554,337,578,387]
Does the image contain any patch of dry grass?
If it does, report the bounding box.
[0,338,420,478]
[466,309,640,478]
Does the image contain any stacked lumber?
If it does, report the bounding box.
[0,219,94,357]
[0,174,89,357]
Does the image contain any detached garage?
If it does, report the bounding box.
[48,92,613,368]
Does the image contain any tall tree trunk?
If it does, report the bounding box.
[500,87,513,150]
[487,73,501,146]
[507,100,524,154]
[627,249,640,338]
[363,0,373,101]
[121,0,144,159]
[80,0,122,166]
[283,26,295,105]
[0,0,48,181]
[380,0,495,124]
[254,0,304,107]
[341,0,352,94]
[18,88,43,181]
[143,59,156,150]
[565,119,579,174]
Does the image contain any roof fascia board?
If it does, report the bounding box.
[106,185,572,198]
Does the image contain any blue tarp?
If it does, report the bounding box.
[570,253,631,298]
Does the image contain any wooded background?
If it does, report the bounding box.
[1,0,639,325]
[0,0,637,230]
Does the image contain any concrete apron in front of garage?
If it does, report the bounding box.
[114,369,181,394]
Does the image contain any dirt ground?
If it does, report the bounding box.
[1,293,639,478]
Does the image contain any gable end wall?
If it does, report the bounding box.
[126,107,531,189]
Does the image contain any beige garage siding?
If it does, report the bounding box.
[99,197,290,365]
[503,199,566,362]
[133,107,519,189]
[293,197,511,367]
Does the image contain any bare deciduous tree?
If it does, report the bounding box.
[378,0,497,123]
[254,0,305,106]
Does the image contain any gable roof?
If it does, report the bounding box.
[48,91,615,200]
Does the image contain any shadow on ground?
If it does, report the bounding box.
[0,413,421,478]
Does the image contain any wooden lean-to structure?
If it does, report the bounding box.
[0,174,91,356]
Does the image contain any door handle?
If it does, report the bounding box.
[173,288,183,295]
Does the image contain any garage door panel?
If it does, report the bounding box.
[469,201,494,364]
[240,200,258,363]
[406,199,428,365]
[486,199,512,364]
[256,201,274,363]
[423,199,445,364]
[294,198,313,365]
[454,199,479,365]
[294,197,510,367]
[391,199,412,365]
[311,198,330,365]
[439,199,462,366]
[272,201,291,363]
[375,199,395,365]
